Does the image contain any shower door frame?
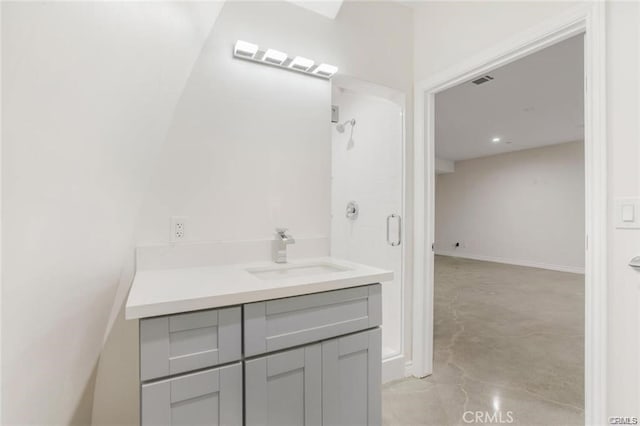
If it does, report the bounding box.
[331,76,409,383]
[412,3,607,424]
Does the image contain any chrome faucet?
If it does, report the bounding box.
[275,228,295,263]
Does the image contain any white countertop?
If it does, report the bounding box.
[126,257,393,319]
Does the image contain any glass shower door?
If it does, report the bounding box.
[330,85,404,374]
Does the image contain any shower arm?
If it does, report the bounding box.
[336,118,356,133]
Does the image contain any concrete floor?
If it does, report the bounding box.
[382,255,584,425]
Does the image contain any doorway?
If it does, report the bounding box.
[431,30,586,422]
[412,4,607,424]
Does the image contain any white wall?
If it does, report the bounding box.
[0,4,4,421]
[414,0,640,417]
[135,3,332,245]
[1,2,224,424]
[435,157,454,174]
[435,141,585,273]
[135,0,414,246]
[414,1,581,80]
[606,1,640,415]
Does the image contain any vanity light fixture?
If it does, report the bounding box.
[232,40,338,79]
[234,40,258,59]
[491,137,501,143]
[263,49,288,65]
[313,63,339,78]
[289,56,314,72]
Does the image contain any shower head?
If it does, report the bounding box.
[336,118,356,133]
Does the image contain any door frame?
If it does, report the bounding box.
[411,3,607,424]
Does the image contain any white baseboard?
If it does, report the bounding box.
[382,354,406,384]
[404,360,414,377]
[435,251,585,274]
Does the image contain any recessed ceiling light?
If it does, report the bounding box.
[234,40,258,58]
[492,137,501,143]
[263,49,288,65]
[313,63,339,77]
[289,56,314,71]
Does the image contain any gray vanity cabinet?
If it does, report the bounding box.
[245,344,322,426]
[141,362,242,426]
[138,284,382,426]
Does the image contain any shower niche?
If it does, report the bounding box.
[330,77,406,383]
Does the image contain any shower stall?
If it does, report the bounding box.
[330,78,406,383]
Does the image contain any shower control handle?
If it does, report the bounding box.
[386,214,401,246]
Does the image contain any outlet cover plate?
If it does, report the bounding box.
[170,216,187,242]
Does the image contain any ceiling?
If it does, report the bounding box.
[435,34,584,162]
[286,0,344,19]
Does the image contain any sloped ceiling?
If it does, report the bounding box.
[285,0,344,19]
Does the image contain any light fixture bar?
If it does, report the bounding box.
[234,40,258,59]
[289,56,314,72]
[263,49,287,65]
[232,40,338,80]
[313,63,338,78]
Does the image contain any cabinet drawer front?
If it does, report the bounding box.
[244,284,381,357]
[141,363,243,426]
[140,306,241,381]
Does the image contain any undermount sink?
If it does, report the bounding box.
[247,262,351,280]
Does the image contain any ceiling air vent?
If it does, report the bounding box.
[472,75,494,85]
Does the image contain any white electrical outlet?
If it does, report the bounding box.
[170,216,187,242]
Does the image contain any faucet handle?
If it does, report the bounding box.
[275,227,288,235]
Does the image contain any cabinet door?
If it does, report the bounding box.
[245,344,322,426]
[141,362,242,426]
[322,328,381,426]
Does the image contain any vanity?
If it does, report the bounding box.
[126,256,392,426]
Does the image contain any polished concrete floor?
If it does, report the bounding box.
[383,256,584,425]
